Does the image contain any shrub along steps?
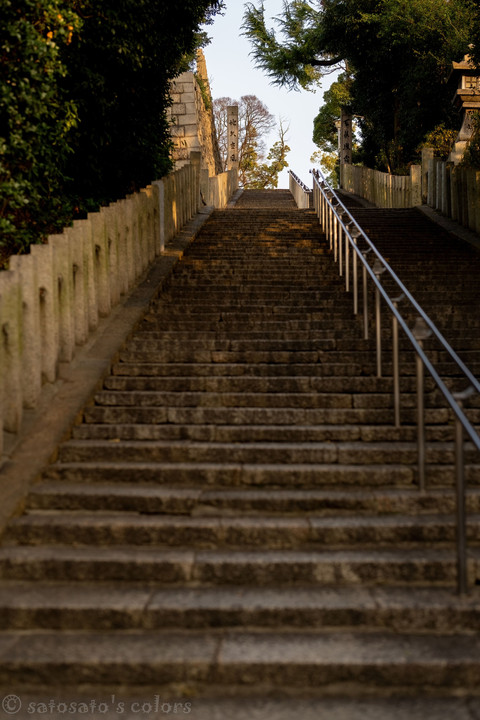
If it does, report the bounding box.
[0,189,479,706]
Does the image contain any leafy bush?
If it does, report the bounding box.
[0,0,80,255]
[0,0,224,257]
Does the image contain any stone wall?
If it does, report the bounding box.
[0,156,237,462]
[168,50,222,177]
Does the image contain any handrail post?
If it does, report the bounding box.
[412,317,432,492]
[373,258,386,378]
[392,294,405,428]
[362,249,372,340]
[337,209,343,276]
[453,386,475,596]
[339,210,349,286]
[350,225,361,315]
[332,200,338,262]
[345,227,350,291]
[454,413,468,595]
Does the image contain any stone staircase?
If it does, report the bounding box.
[0,189,480,716]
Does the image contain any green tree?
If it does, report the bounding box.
[246,119,291,188]
[0,0,224,256]
[244,0,476,172]
[0,0,81,255]
[62,0,224,212]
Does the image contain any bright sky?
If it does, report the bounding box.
[203,1,337,189]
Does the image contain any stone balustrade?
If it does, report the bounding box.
[339,149,480,235]
[289,172,311,209]
[422,149,480,234]
[340,163,422,208]
[0,154,237,458]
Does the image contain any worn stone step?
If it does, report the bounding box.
[82,405,448,427]
[102,375,417,394]
[8,695,472,720]
[91,389,450,411]
[0,545,473,584]
[126,338,339,353]
[2,628,480,692]
[26,482,480,517]
[134,329,362,341]
[42,461,417,487]
[117,348,474,365]
[0,582,479,633]
[72,421,453,443]
[117,349,347,364]
[92,390,357,409]
[138,319,364,332]
[160,289,345,300]
[57,439,475,466]
[6,511,480,549]
[111,361,379,378]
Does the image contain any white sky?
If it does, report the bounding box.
[203,1,337,189]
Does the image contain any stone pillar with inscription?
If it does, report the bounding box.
[340,111,353,165]
[227,106,239,172]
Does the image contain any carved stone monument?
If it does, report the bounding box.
[339,111,353,165]
[227,105,239,172]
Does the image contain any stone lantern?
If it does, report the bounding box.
[448,53,480,164]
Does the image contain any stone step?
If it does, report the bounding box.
[0,544,473,584]
[116,348,480,365]
[6,510,480,549]
[6,695,472,720]
[137,319,367,331]
[72,421,454,443]
[82,405,449,427]
[1,627,480,692]
[0,582,479,633]
[110,360,480,381]
[90,389,461,411]
[102,374,419,394]
[57,439,477,466]
[110,361,383,378]
[134,328,363,341]
[26,482,480,516]
[43,461,417,487]
[125,338,340,353]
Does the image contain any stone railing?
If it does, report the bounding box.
[203,168,238,209]
[422,148,480,235]
[0,152,237,457]
[340,163,422,208]
[289,171,311,209]
[340,149,480,235]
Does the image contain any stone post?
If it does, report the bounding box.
[8,254,41,410]
[190,151,202,213]
[227,106,239,172]
[421,148,434,205]
[410,165,422,207]
[340,111,353,166]
[0,271,22,433]
[30,243,59,383]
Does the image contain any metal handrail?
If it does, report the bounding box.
[290,168,480,595]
